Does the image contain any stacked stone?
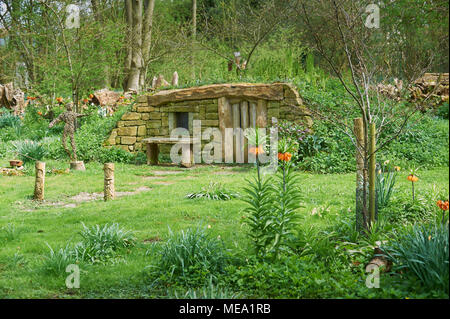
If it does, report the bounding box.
[104,83,311,154]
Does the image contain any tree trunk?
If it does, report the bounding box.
[368,123,377,227]
[191,0,197,80]
[125,0,143,92]
[354,118,368,232]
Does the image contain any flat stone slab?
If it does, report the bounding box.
[146,83,287,106]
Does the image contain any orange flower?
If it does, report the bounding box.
[89,94,94,99]
[26,96,33,100]
[56,97,63,103]
[119,96,125,100]
[83,98,89,103]
[249,145,264,155]
[284,152,292,162]
[437,200,449,211]
[37,111,42,116]
[278,152,292,162]
[407,174,418,182]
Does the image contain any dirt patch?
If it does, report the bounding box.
[152,170,184,175]
[143,236,162,243]
[68,186,152,202]
[142,176,165,180]
[153,181,175,186]
[212,171,234,175]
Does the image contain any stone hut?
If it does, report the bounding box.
[105,82,311,161]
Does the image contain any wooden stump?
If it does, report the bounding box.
[146,143,159,165]
[70,161,85,171]
[103,163,115,201]
[34,161,45,201]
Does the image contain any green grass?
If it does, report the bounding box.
[0,159,448,298]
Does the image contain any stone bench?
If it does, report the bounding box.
[142,137,200,167]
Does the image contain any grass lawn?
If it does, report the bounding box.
[0,160,448,298]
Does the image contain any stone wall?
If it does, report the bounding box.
[104,82,311,154]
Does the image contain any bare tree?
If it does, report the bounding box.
[295,0,437,231]
[198,0,296,76]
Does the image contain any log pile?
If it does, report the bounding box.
[0,82,26,114]
[410,73,449,106]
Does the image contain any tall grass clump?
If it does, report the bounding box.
[149,227,228,284]
[382,223,449,293]
[186,182,239,200]
[0,110,21,128]
[376,161,399,209]
[42,243,77,275]
[12,139,47,163]
[73,223,136,264]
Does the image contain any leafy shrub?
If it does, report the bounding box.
[12,140,47,163]
[242,135,302,259]
[381,193,434,224]
[382,223,449,293]
[437,102,449,119]
[149,227,228,285]
[186,182,239,200]
[74,223,136,264]
[0,110,21,129]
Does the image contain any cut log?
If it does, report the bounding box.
[34,161,45,201]
[103,163,115,201]
[70,161,86,171]
[365,247,392,272]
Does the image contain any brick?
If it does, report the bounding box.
[137,106,157,113]
[203,120,219,127]
[124,120,145,126]
[205,112,219,120]
[122,112,141,120]
[149,112,161,119]
[136,95,148,103]
[121,136,136,145]
[146,121,161,129]
[118,126,137,136]
[137,125,146,136]
[205,104,218,113]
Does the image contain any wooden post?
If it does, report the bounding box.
[368,123,376,227]
[34,161,45,201]
[218,97,233,162]
[103,163,115,201]
[232,103,243,163]
[240,101,249,163]
[354,118,366,231]
[256,100,267,128]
